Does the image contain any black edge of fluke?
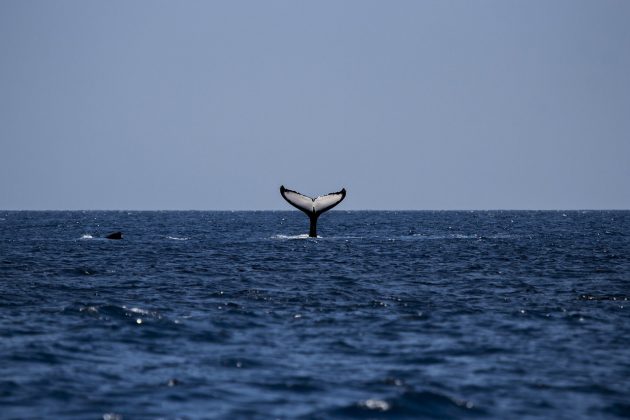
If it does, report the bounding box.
[279,185,346,238]
[106,231,123,240]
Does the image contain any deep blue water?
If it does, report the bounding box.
[1,210,629,419]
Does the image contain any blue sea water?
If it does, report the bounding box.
[0,210,629,419]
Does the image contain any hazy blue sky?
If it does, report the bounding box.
[1,1,629,210]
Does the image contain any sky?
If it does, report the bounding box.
[1,1,629,210]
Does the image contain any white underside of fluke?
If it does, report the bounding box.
[280,187,346,215]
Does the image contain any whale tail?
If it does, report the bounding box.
[280,185,346,237]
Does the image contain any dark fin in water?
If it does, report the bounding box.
[280,185,346,237]
[106,231,123,240]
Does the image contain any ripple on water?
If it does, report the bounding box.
[1,210,629,418]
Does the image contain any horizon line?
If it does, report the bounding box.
[1,208,629,212]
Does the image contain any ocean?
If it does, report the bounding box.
[1,210,629,419]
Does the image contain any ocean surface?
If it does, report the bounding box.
[1,210,629,419]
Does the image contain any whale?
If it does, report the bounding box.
[280,185,346,237]
[106,231,123,240]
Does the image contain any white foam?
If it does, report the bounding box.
[167,236,189,241]
[451,234,478,239]
[80,234,93,240]
[272,234,312,240]
[361,399,390,411]
[125,306,150,315]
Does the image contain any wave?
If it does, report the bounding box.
[166,236,189,241]
[270,233,518,242]
[327,390,484,418]
[408,233,518,240]
[271,234,365,240]
[72,304,168,324]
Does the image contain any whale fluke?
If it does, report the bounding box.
[106,231,123,240]
[280,185,346,237]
